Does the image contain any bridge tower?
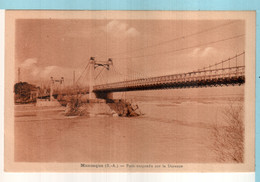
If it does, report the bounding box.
[50,77,64,101]
[88,57,113,100]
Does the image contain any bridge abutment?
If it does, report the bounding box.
[94,92,113,100]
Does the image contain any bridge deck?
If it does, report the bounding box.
[93,66,245,93]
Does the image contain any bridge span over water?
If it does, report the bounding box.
[93,66,244,93]
[84,52,245,99]
[45,52,245,100]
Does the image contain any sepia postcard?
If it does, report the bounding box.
[4,10,256,172]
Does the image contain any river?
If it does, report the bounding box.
[14,86,244,163]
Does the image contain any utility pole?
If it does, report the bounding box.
[18,67,21,82]
[73,70,75,86]
[50,77,54,101]
[60,77,64,92]
[89,57,95,100]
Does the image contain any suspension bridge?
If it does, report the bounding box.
[46,21,246,100]
[73,51,245,100]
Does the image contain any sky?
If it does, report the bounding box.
[15,19,245,86]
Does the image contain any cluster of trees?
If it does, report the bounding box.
[14,82,39,103]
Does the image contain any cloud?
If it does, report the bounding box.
[201,47,215,57]
[19,58,85,86]
[191,48,201,56]
[126,27,139,37]
[189,47,216,57]
[19,58,59,81]
[39,66,57,78]
[104,20,140,38]
[20,58,37,68]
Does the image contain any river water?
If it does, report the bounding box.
[14,86,244,163]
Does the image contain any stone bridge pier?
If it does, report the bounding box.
[94,92,113,100]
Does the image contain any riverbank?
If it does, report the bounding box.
[14,104,216,163]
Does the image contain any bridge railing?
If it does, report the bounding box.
[93,66,245,91]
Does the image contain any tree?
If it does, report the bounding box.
[14,82,37,102]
